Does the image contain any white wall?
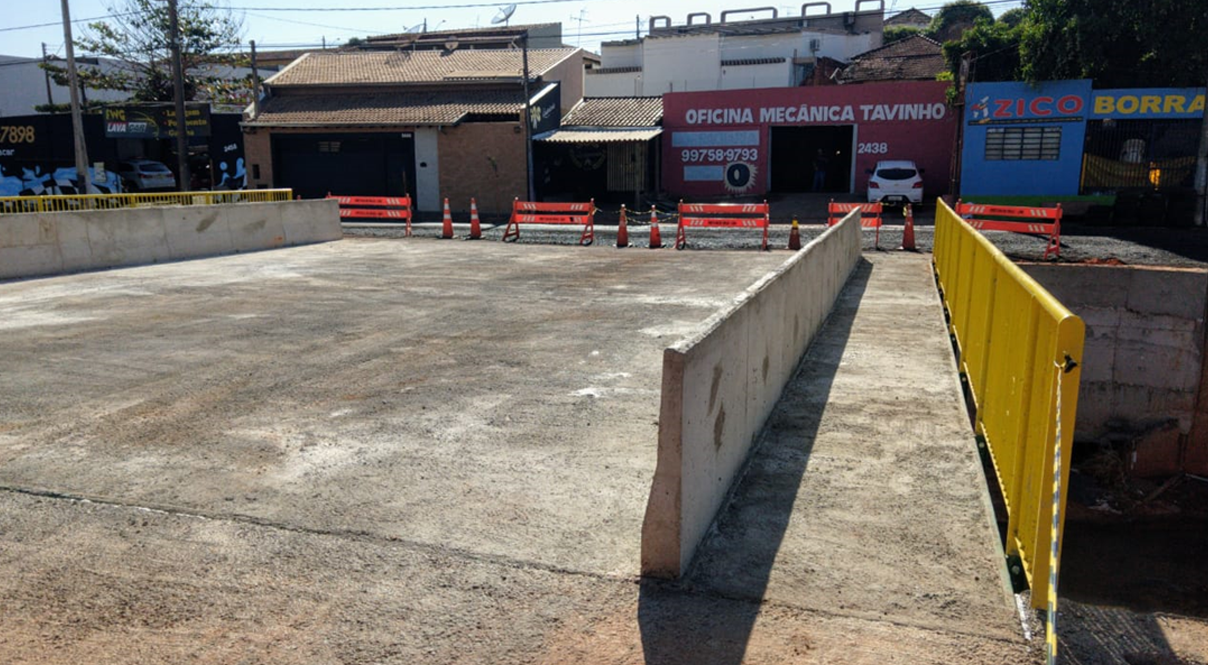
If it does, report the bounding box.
[584,72,643,97]
[720,62,793,90]
[413,128,440,212]
[591,28,882,97]
[0,56,130,117]
[644,35,721,93]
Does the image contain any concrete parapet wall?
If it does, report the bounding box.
[642,212,862,578]
[0,200,341,280]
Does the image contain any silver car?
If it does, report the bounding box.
[116,159,177,192]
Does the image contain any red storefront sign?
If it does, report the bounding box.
[662,81,956,197]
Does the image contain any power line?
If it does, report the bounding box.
[0,13,134,34]
[231,0,603,11]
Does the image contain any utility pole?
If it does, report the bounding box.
[250,40,261,120]
[60,0,90,190]
[635,15,641,40]
[1196,75,1208,226]
[522,32,534,201]
[168,0,190,191]
[41,43,54,108]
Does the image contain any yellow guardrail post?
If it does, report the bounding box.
[932,198,1083,640]
[0,189,294,214]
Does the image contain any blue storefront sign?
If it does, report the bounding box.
[961,80,1093,197]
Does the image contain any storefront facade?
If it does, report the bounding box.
[660,80,956,199]
[960,80,1205,198]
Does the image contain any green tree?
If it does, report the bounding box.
[928,0,994,43]
[996,7,1027,28]
[942,17,1022,83]
[44,0,248,105]
[883,25,924,45]
[1019,0,1208,87]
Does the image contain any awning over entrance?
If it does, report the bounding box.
[534,127,662,143]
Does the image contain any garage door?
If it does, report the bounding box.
[272,133,415,200]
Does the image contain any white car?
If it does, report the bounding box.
[116,159,177,192]
[867,160,924,205]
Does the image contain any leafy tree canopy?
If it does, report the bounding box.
[1018,0,1208,88]
[928,0,994,43]
[883,25,924,45]
[44,0,249,105]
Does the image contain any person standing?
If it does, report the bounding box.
[812,149,829,192]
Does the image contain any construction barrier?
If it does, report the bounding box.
[900,204,917,251]
[327,194,413,236]
[828,201,883,248]
[675,201,769,251]
[0,188,294,215]
[955,201,1063,260]
[648,207,663,249]
[933,199,1084,614]
[502,198,595,245]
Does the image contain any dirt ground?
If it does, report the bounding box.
[2,237,1206,663]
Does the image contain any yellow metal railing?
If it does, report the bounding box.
[933,199,1084,611]
[0,189,293,214]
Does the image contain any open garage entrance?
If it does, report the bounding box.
[272,132,415,200]
[769,126,854,194]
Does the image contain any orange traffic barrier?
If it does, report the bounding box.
[617,204,629,248]
[676,201,770,251]
[468,198,482,240]
[828,201,883,249]
[649,207,663,249]
[788,218,802,250]
[327,193,413,237]
[502,198,595,245]
[441,198,454,239]
[955,200,1063,260]
[901,204,916,251]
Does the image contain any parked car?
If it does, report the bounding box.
[867,160,924,206]
[115,159,177,192]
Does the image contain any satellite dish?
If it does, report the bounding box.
[445,40,459,51]
[405,23,424,34]
[491,3,517,25]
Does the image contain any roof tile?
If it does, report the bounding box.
[247,89,523,126]
[267,48,576,87]
[561,97,663,127]
[837,34,945,83]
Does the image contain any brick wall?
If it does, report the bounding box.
[438,123,527,215]
[243,129,272,189]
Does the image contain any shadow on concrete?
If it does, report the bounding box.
[636,258,873,665]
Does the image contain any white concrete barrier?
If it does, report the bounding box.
[642,211,863,578]
[0,200,340,280]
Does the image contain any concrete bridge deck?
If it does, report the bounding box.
[0,240,1034,663]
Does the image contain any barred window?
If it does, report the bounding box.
[985,127,1061,161]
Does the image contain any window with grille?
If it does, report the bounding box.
[984,127,1061,161]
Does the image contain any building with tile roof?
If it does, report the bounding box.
[532,97,665,206]
[242,45,587,213]
[836,34,945,84]
[883,8,932,28]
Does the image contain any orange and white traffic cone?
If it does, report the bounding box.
[788,217,802,250]
[901,204,916,251]
[468,198,482,240]
[617,205,629,248]
[441,198,453,239]
[649,207,662,249]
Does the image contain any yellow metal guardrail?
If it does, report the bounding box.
[0,189,294,214]
[933,199,1083,618]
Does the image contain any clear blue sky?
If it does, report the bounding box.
[2,0,1022,58]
